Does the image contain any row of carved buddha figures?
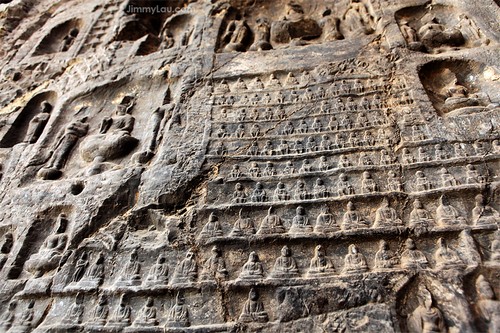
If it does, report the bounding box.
[203,195,498,238]
[213,73,389,95]
[223,167,488,205]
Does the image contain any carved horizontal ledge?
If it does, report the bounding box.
[397,138,498,150]
[206,144,386,161]
[209,124,389,142]
[211,87,386,100]
[402,154,499,170]
[44,322,235,333]
[196,224,496,248]
[202,183,491,211]
[211,108,386,125]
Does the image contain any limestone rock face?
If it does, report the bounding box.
[0,0,499,332]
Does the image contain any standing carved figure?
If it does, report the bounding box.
[408,286,446,333]
[222,20,250,52]
[24,101,52,144]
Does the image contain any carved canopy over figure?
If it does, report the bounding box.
[80,95,139,163]
[239,288,269,323]
[408,286,447,333]
[25,213,69,278]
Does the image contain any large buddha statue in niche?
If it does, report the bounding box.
[80,95,139,163]
[408,286,447,333]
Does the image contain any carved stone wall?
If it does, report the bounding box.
[0,0,499,332]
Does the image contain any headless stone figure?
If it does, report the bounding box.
[308,245,335,276]
[166,293,189,327]
[172,250,197,284]
[342,0,376,37]
[476,275,500,333]
[239,251,265,280]
[239,288,269,323]
[24,101,52,144]
[342,244,368,274]
[408,286,446,333]
[270,2,322,45]
[133,297,158,327]
[25,213,68,278]
[271,246,299,278]
[249,18,273,51]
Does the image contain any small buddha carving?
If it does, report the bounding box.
[239,288,269,323]
[373,198,402,228]
[409,199,435,229]
[71,251,89,283]
[145,254,169,285]
[270,246,299,278]
[387,170,403,192]
[401,148,415,164]
[415,171,431,192]
[434,238,462,270]
[342,201,370,230]
[313,178,329,198]
[257,207,286,234]
[466,164,485,184]
[238,251,265,280]
[108,295,131,327]
[91,295,109,326]
[171,250,197,284]
[439,168,457,187]
[200,212,223,239]
[248,162,261,178]
[315,205,338,233]
[251,182,267,202]
[289,206,313,234]
[62,293,84,324]
[232,183,247,204]
[308,245,335,276]
[337,173,354,197]
[294,180,309,200]
[200,246,228,281]
[166,293,190,327]
[274,182,290,202]
[401,238,428,270]
[436,195,467,227]
[374,240,396,270]
[472,194,500,226]
[116,248,141,286]
[263,161,277,176]
[342,244,368,274]
[230,209,256,237]
[133,297,158,327]
[361,171,378,193]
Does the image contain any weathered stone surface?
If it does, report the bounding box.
[0,0,499,332]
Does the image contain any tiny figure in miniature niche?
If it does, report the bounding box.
[247,141,259,156]
[409,199,435,229]
[0,232,14,271]
[289,206,313,234]
[415,171,431,192]
[472,194,500,226]
[318,156,331,170]
[38,113,89,180]
[361,171,378,193]
[294,180,309,200]
[232,183,247,204]
[387,170,403,192]
[229,164,243,179]
[165,293,190,327]
[342,244,368,274]
[299,159,313,173]
[222,20,250,52]
[374,240,396,270]
[145,254,169,285]
[418,147,431,162]
[439,167,457,187]
[399,19,419,45]
[373,198,402,228]
[116,248,141,286]
[436,195,467,227]
[257,207,286,235]
[263,161,277,176]
[63,293,85,324]
[239,251,265,280]
[79,251,105,286]
[315,205,338,233]
[337,173,355,197]
[434,238,462,270]
[401,148,415,164]
[133,297,158,327]
[0,301,16,331]
[313,178,329,199]
[308,245,335,276]
[408,286,446,333]
[248,162,261,177]
[60,28,79,52]
[108,295,131,327]
[230,209,256,237]
[337,155,351,168]
[274,182,290,202]
[239,288,269,323]
[25,213,68,277]
[466,164,485,184]
[71,251,89,283]
[475,275,500,333]
[201,246,228,281]
[251,182,267,202]
[249,18,273,51]
[24,101,52,144]
[401,238,428,270]
[200,212,223,238]
[172,249,197,284]
[91,295,109,326]
[271,246,299,278]
[342,201,370,230]
[278,139,290,155]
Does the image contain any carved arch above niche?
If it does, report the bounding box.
[33,18,83,56]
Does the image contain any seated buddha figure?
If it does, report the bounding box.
[238,251,265,280]
[409,199,435,229]
[436,195,467,227]
[270,246,300,279]
[314,205,338,233]
[374,240,397,270]
[257,207,286,235]
[373,198,403,228]
[133,297,158,327]
[342,244,368,274]
[472,194,500,226]
[434,238,463,270]
[289,206,313,234]
[308,245,335,276]
[401,238,428,270]
[342,201,370,230]
[239,288,269,323]
[230,209,256,237]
